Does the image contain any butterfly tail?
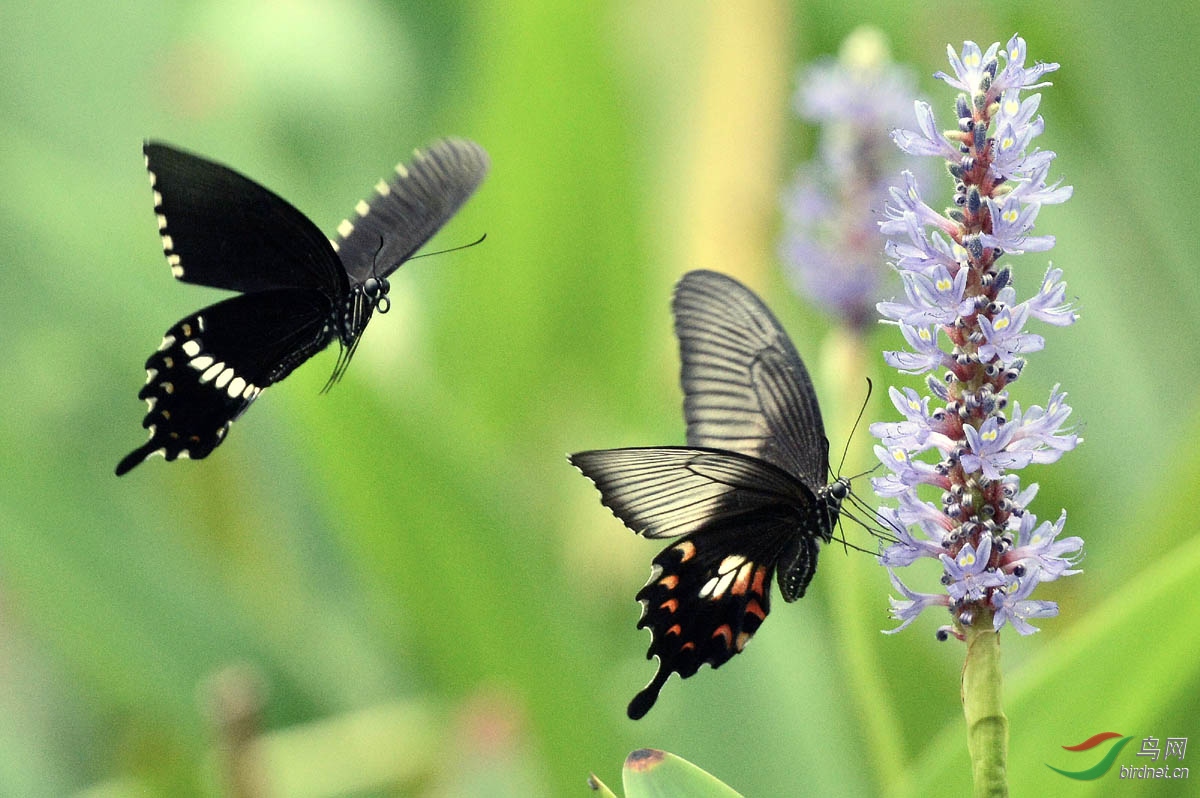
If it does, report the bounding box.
[115,442,154,476]
[627,665,672,720]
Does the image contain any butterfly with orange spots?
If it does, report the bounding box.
[571,270,848,719]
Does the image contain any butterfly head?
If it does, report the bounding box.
[823,476,851,527]
[362,275,391,314]
[321,278,387,393]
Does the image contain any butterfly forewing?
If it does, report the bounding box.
[569,447,808,540]
[144,143,347,297]
[673,269,830,488]
[333,138,491,284]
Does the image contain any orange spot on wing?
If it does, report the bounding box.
[675,541,697,562]
[659,574,679,589]
[750,566,767,597]
[712,624,732,646]
[745,599,766,621]
[659,599,679,613]
[680,641,695,652]
[666,624,682,637]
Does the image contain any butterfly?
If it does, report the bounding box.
[570,269,849,719]
[116,138,489,476]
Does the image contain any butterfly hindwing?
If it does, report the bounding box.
[115,289,333,475]
[628,511,807,720]
[673,269,830,488]
[144,142,348,297]
[334,138,491,284]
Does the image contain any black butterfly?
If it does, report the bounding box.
[570,269,849,719]
[116,138,489,476]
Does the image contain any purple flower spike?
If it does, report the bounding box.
[872,35,1081,638]
[780,28,936,332]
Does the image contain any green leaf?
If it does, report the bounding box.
[587,772,620,798]
[621,749,744,798]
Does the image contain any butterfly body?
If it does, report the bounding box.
[570,269,847,718]
[117,138,488,475]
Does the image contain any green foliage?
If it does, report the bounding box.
[2,1,1199,796]
[589,749,743,798]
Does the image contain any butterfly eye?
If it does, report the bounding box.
[363,276,389,298]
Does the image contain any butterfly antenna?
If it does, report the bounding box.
[834,377,874,479]
[405,232,487,263]
[368,235,394,314]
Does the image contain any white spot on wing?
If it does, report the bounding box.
[189,354,214,372]
[699,556,747,600]
[214,367,235,390]
[158,335,176,352]
[337,219,354,237]
[718,555,747,572]
[161,234,174,251]
[227,376,246,398]
[355,199,370,216]
[181,340,202,358]
[200,361,225,383]
[394,163,409,179]
[375,179,391,196]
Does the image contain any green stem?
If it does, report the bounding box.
[962,620,1008,797]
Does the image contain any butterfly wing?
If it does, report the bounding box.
[672,269,830,490]
[569,447,804,539]
[570,446,825,718]
[629,511,818,719]
[143,142,348,298]
[115,289,333,475]
[333,138,490,284]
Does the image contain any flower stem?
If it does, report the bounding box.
[962,619,1008,797]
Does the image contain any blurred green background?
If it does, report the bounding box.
[3,1,1199,795]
